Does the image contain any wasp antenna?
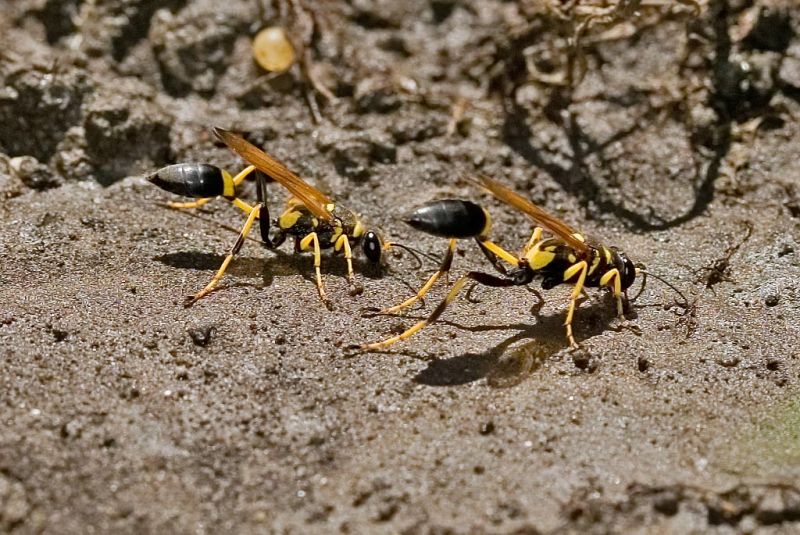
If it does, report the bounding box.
[386,242,440,269]
[638,269,689,309]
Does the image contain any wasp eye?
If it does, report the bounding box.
[620,254,637,289]
[362,231,382,263]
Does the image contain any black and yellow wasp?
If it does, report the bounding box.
[359,175,649,351]
[147,128,393,307]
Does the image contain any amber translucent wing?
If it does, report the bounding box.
[214,128,334,221]
[476,175,590,253]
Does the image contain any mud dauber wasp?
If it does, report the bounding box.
[358,175,686,351]
[148,128,426,308]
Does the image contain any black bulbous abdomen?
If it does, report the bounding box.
[404,199,488,239]
[147,163,225,198]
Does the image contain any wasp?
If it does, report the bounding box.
[148,128,402,307]
[359,175,680,351]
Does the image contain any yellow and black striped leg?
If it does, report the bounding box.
[185,202,262,307]
[300,232,331,308]
[476,239,520,276]
[599,268,624,318]
[381,239,457,315]
[563,261,589,348]
[358,271,519,352]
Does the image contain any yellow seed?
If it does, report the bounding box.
[252,27,296,73]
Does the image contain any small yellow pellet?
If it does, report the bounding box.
[252,27,296,73]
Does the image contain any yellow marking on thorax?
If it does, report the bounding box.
[353,220,365,238]
[603,247,612,264]
[278,209,302,229]
[588,254,602,275]
[525,242,556,270]
[567,253,577,264]
[326,203,336,212]
[221,170,235,197]
[311,217,319,227]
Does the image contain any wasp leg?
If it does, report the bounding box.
[166,197,214,210]
[334,234,355,283]
[476,239,519,276]
[599,268,624,318]
[381,239,457,315]
[167,166,258,213]
[563,261,589,348]
[521,227,544,255]
[335,234,364,296]
[185,202,263,306]
[299,232,330,308]
[359,271,519,351]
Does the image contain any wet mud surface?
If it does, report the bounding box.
[1,0,800,533]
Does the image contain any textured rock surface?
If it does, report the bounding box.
[1,0,799,532]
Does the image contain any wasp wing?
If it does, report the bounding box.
[214,127,334,221]
[476,175,590,253]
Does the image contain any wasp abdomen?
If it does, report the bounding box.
[147,163,226,198]
[404,199,489,239]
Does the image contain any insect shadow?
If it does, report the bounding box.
[408,296,621,387]
[154,248,403,297]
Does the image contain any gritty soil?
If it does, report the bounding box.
[1,0,800,533]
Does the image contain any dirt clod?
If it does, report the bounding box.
[188,325,215,346]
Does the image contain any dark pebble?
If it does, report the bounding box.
[188,326,215,347]
[653,491,680,516]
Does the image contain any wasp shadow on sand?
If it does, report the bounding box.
[405,296,624,388]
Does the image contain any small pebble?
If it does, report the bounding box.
[188,326,215,346]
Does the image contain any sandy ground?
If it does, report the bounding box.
[1,0,800,533]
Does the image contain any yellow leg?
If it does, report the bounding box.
[336,235,363,296]
[599,268,624,318]
[563,261,589,348]
[361,274,472,351]
[167,197,214,209]
[335,234,355,283]
[300,232,329,307]
[381,239,457,315]
[185,203,262,306]
[358,270,520,352]
[521,227,544,255]
[231,198,256,214]
[230,165,257,186]
[477,239,520,270]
